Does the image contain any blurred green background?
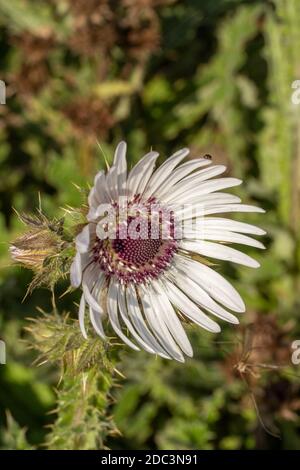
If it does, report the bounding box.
[1,0,300,450]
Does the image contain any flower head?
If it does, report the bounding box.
[10,214,62,270]
[10,212,69,293]
[71,142,265,362]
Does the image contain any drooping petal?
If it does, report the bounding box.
[107,280,140,351]
[83,283,103,313]
[126,284,172,359]
[140,285,185,362]
[174,254,245,312]
[82,262,99,291]
[79,294,88,339]
[117,283,157,354]
[152,280,193,357]
[70,252,82,287]
[166,270,239,325]
[163,278,221,333]
[89,307,106,340]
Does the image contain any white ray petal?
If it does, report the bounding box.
[75,225,90,253]
[107,280,140,351]
[106,165,118,201]
[78,252,93,277]
[88,187,101,210]
[169,178,242,205]
[156,158,212,198]
[82,262,99,289]
[136,154,161,197]
[88,274,107,339]
[79,294,88,339]
[113,141,127,196]
[95,170,110,200]
[141,286,185,362]
[167,270,239,325]
[126,284,172,359]
[86,205,98,222]
[162,165,227,203]
[89,307,106,340]
[92,271,106,299]
[189,217,266,235]
[83,283,103,313]
[163,279,220,333]
[70,252,82,287]
[152,280,193,357]
[117,283,157,354]
[174,194,242,219]
[174,254,245,312]
[88,170,101,207]
[202,204,265,216]
[180,239,260,268]
[144,148,189,199]
[181,164,227,183]
[87,172,110,217]
[195,192,242,206]
[183,230,265,249]
[127,151,159,198]
[88,171,107,210]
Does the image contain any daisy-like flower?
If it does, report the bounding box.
[70,142,265,362]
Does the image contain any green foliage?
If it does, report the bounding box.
[259,0,300,243]
[1,0,300,450]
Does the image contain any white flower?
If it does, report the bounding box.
[70,141,265,362]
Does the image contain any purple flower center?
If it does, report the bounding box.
[112,238,163,266]
[92,203,178,284]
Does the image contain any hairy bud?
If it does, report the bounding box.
[10,211,72,292]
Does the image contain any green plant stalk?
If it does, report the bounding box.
[27,312,120,450]
[46,361,118,450]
